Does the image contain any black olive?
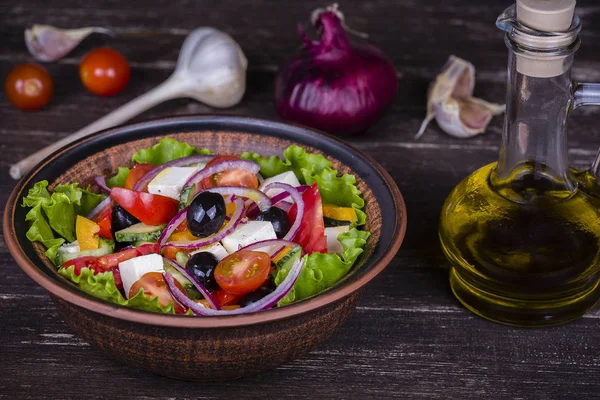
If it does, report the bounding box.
[111,205,140,236]
[240,287,274,307]
[185,252,219,292]
[186,192,226,237]
[255,207,291,239]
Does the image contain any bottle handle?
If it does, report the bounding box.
[572,82,600,178]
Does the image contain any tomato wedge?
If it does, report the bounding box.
[287,183,327,254]
[92,205,113,240]
[129,272,186,314]
[214,250,271,295]
[125,163,155,190]
[201,155,259,189]
[110,187,178,225]
[212,289,244,308]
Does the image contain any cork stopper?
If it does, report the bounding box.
[516,0,575,32]
[515,0,576,78]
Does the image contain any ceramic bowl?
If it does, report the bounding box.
[4,116,406,381]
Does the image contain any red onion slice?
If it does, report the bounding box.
[199,186,271,212]
[247,185,308,218]
[94,175,111,194]
[184,159,260,188]
[86,196,112,220]
[133,154,215,191]
[163,257,220,310]
[158,207,188,247]
[165,197,245,250]
[164,256,305,315]
[263,183,304,242]
[239,239,302,258]
[276,201,293,212]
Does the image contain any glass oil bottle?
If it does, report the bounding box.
[439,0,600,326]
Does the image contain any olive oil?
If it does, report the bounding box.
[440,163,600,326]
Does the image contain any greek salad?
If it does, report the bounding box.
[22,138,370,315]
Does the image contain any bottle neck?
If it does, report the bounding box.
[491,47,575,202]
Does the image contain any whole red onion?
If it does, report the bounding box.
[275,5,398,136]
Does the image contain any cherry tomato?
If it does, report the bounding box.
[288,183,327,254]
[211,289,244,308]
[95,243,160,271]
[92,206,113,240]
[124,163,155,190]
[201,155,259,189]
[61,256,98,276]
[5,63,53,110]
[79,48,130,96]
[214,250,271,295]
[110,187,178,225]
[129,272,186,314]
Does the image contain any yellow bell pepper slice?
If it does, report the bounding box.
[170,230,198,242]
[272,246,293,264]
[322,204,358,222]
[76,215,100,251]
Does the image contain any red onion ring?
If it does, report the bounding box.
[163,257,220,310]
[276,201,293,212]
[184,159,260,188]
[132,154,215,191]
[86,196,112,220]
[198,186,271,212]
[165,197,245,250]
[94,176,111,194]
[158,207,188,247]
[246,185,308,218]
[164,256,305,315]
[263,183,304,242]
[239,239,302,258]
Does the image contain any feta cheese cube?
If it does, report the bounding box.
[324,226,350,254]
[190,242,229,261]
[221,221,277,253]
[147,167,198,200]
[259,171,301,196]
[119,253,165,298]
[58,241,80,255]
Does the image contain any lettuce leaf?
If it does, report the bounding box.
[22,181,105,264]
[241,145,365,225]
[58,266,176,314]
[275,228,371,305]
[132,137,212,165]
[107,167,130,188]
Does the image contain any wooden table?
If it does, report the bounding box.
[2,0,600,398]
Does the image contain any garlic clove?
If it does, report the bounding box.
[25,25,115,62]
[415,55,504,139]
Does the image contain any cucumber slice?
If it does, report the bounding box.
[163,259,202,300]
[175,251,190,266]
[323,216,352,228]
[275,245,303,271]
[56,238,115,265]
[179,185,197,210]
[115,223,165,243]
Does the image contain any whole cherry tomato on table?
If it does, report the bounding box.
[79,48,130,96]
[4,63,54,110]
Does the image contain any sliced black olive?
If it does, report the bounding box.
[255,207,291,239]
[185,251,219,292]
[240,287,274,307]
[111,205,140,235]
[186,192,226,237]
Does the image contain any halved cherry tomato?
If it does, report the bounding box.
[214,250,271,295]
[129,272,186,314]
[110,187,178,225]
[5,63,54,110]
[125,163,155,190]
[93,206,113,240]
[211,289,244,308]
[288,183,327,254]
[79,48,130,97]
[201,155,259,189]
[175,219,188,232]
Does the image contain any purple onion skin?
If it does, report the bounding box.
[275,11,398,136]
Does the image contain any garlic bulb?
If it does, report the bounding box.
[25,25,115,62]
[415,55,504,139]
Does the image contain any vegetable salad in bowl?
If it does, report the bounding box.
[22,138,370,316]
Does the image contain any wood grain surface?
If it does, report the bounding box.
[2,0,600,398]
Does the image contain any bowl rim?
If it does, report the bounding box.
[4,115,407,328]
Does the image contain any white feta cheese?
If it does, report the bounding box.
[259,171,301,196]
[58,241,80,255]
[119,253,165,298]
[147,167,198,200]
[190,242,229,261]
[221,221,278,254]
[325,226,350,254]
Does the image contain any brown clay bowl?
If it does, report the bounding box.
[4,115,406,381]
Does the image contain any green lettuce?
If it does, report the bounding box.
[241,145,365,225]
[107,167,130,188]
[132,137,212,165]
[22,181,105,264]
[58,266,177,314]
[275,228,370,305]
